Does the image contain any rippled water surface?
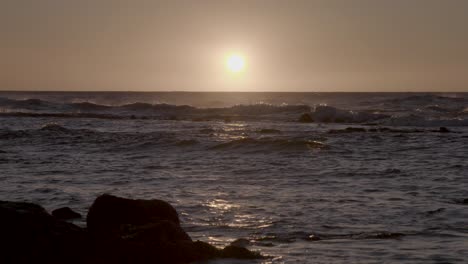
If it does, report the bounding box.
[1,92,467,263]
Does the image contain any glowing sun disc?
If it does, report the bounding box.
[226,54,246,73]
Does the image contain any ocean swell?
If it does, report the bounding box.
[1,94,468,126]
[210,138,329,152]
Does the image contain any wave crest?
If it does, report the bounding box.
[210,138,328,151]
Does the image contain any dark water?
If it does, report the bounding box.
[0,92,467,263]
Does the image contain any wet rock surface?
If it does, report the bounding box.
[52,207,82,220]
[87,194,181,236]
[0,195,263,264]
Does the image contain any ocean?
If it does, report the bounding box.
[0,92,467,263]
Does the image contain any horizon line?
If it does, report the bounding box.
[0,90,467,93]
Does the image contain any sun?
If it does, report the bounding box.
[226,54,246,73]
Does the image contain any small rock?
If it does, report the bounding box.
[306,234,321,241]
[221,245,263,259]
[299,113,313,123]
[439,127,450,133]
[52,207,82,220]
[230,238,251,248]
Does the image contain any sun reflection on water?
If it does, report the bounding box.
[206,198,240,211]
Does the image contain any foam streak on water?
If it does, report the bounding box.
[0,92,467,263]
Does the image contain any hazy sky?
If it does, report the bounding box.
[1,0,467,92]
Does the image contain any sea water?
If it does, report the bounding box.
[0,92,467,263]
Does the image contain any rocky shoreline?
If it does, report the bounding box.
[0,194,263,264]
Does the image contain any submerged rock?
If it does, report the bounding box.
[52,207,82,220]
[438,127,450,133]
[299,113,313,123]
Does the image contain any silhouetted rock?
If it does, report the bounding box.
[0,201,88,264]
[0,195,263,264]
[86,194,197,263]
[87,194,180,239]
[87,194,263,263]
[52,207,82,220]
[299,113,313,123]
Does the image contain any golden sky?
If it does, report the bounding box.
[1,0,467,91]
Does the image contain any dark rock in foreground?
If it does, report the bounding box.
[87,194,181,238]
[0,195,263,264]
[87,194,195,263]
[52,206,82,220]
[0,201,88,264]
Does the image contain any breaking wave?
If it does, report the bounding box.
[210,138,328,152]
[1,94,468,126]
